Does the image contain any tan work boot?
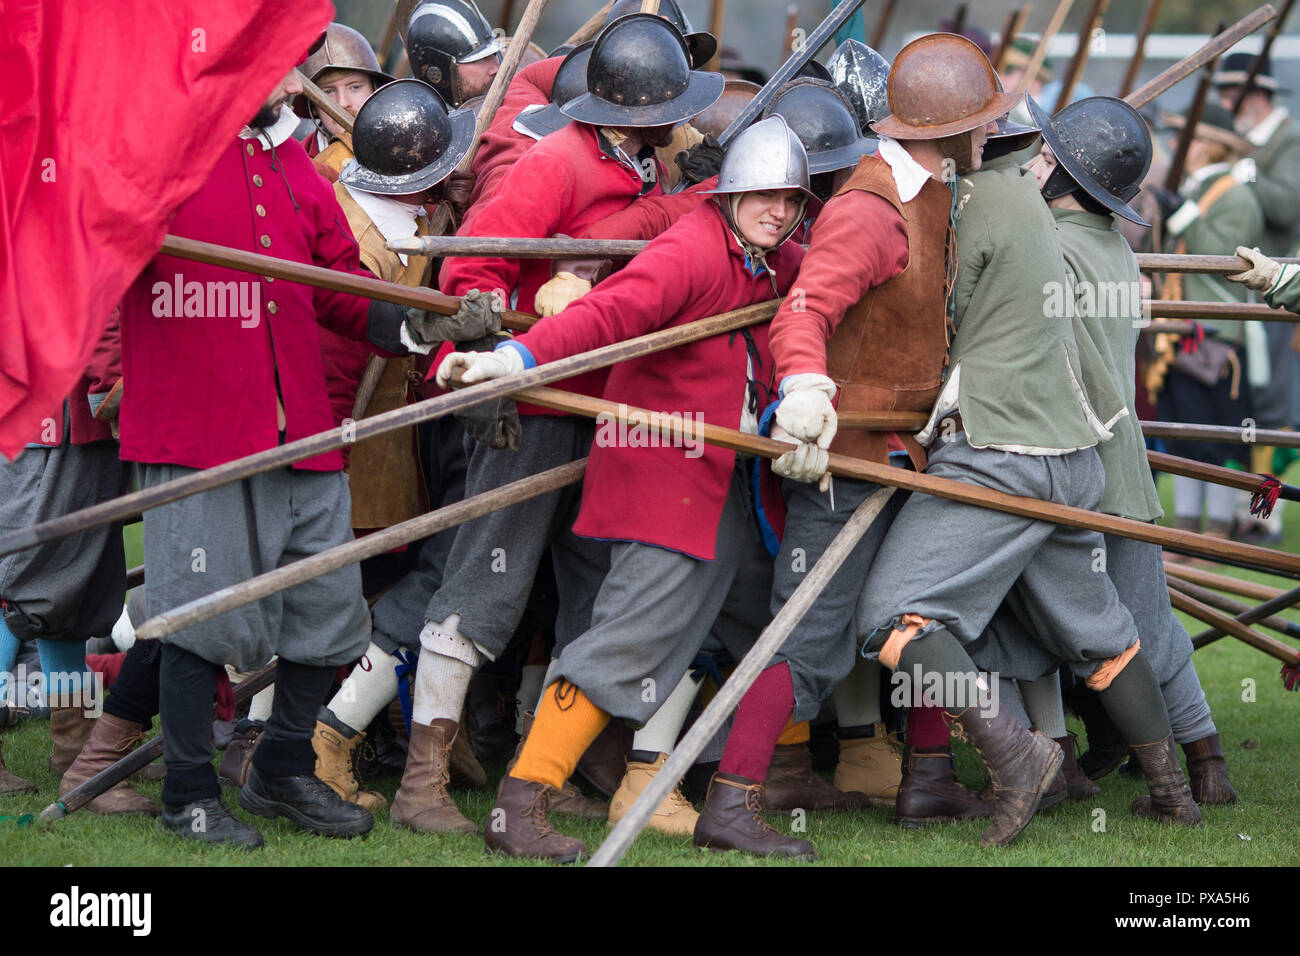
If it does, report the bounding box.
[48,697,96,780]
[390,719,477,834]
[505,711,607,819]
[0,734,36,795]
[833,723,903,807]
[59,713,159,815]
[608,753,699,836]
[312,717,387,811]
[485,775,586,863]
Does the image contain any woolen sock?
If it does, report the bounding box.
[327,641,401,733]
[37,638,87,701]
[905,704,951,748]
[411,646,475,726]
[832,656,883,729]
[631,670,701,755]
[718,662,795,782]
[514,664,547,735]
[776,719,811,746]
[0,622,20,704]
[896,627,985,711]
[1095,650,1173,746]
[1019,671,1068,738]
[510,681,610,790]
[247,685,275,723]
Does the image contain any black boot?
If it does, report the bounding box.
[160,796,264,849]
[1183,733,1237,805]
[239,767,374,837]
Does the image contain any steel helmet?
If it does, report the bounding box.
[705,116,819,246]
[605,0,718,69]
[828,39,890,134]
[407,0,502,107]
[762,79,875,175]
[513,42,595,141]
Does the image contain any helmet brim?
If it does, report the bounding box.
[805,138,878,175]
[1029,96,1150,227]
[871,90,1022,140]
[338,105,475,195]
[514,103,571,141]
[686,32,718,69]
[560,71,724,128]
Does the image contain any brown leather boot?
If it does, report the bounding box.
[450,712,488,791]
[48,703,96,779]
[693,773,817,860]
[895,745,991,828]
[0,735,36,795]
[485,775,586,863]
[951,708,1063,847]
[219,719,264,789]
[58,713,160,815]
[1182,734,1237,805]
[762,743,870,812]
[390,720,477,833]
[312,719,387,811]
[504,712,607,819]
[576,719,633,796]
[1055,733,1101,801]
[1130,735,1203,825]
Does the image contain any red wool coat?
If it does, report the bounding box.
[512,201,804,560]
[579,176,718,242]
[467,56,562,212]
[441,122,667,412]
[119,136,375,471]
[29,308,121,447]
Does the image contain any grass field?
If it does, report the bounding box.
[2,474,1298,867]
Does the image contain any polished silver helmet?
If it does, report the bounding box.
[827,39,890,134]
[705,115,817,203]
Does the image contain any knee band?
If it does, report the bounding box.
[418,616,486,668]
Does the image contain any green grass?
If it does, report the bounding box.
[1,473,1297,866]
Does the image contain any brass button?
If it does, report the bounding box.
[267,301,278,315]
[246,143,255,156]
[255,204,266,217]
[252,174,263,187]
[260,235,271,248]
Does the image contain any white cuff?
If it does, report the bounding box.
[399,322,434,355]
[1165,199,1201,237]
[780,372,838,400]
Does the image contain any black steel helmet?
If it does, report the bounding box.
[339,79,475,195]
[514,42,594,141]
[828,39,890,134]
[561,14,723,129]
[407,0,502,107]
[605,0,717,69]
[1030,95,1152,226]
[762,79,875,175]
[795,59,833,83]
[981,113,1041,162]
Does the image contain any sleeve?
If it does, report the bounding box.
[951,183,991,333]
[1186,186,1265,278]
[307,167,377,342]
[468,58,560,207]
[1248,132,1300,240]
[85,305,122,418]
[509,219,702,364]
[579,177,717,241]
[440,142,577,301]
[769,189,908,384]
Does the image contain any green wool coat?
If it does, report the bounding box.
[1246,113,1300,257]
[1054,207,1164,521]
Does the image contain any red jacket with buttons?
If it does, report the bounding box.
[118,136,376,471]
[441,122,667,413]
[512,201,803,560]
[467,56,562,212]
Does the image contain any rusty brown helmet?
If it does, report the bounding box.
[302,22,394,88]
[871,33,1020,140]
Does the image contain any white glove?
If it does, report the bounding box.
[1227,245,1296,295]
[435,345,525,389]
[771,424,831,491]
[775,373,838,447]
[110,603,136,652]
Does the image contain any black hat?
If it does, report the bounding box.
[762,79,875,175]
[605,0,718,69]
[1212,51,1287,94]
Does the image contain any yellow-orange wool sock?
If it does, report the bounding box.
[777,718,811,746]
[510,680,610,790]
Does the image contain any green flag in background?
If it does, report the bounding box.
[833,5,866,45]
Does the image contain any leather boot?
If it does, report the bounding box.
[389,719,477,834]
[576,719,633,797]
[219,719,264,789]
[763,742,869,812]
[312,719,386,811]
[608,753,699,836]
[1055,733,1101,801]
[504,712,607,819]
[485,775,586,863]
[239,767,374,837]
[59,713,160,815]
[48,703,96,779]
[1182,734,1237,806]
[951,708,1063,847]
[833,723,902,807]
[160,796,264,849]
[0,735,36,795]
[895,745,991,828]
[693,773,817,860]
[1130,735,1202,825]
[450,710,488,790]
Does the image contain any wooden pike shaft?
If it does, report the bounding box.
[1016,0,1074,96]
[1169,586,1300,665]
[1164,18,1224,192]
[1054,0,1110,111]
[1192,580,1300,648]
[125,565,144,590]
[565,1,616,47]
[1167,578,1300,642]
[377,0,402,71]
[1146,301,1299,321]
[1147,450,1300,502]
[705,0,726,72]
[296,70,355,133]
[515,386,1300,575]
[0,299,778,560]
[870,0,897,50]
[1232,0,1295,114]
[589,486,897,866]
[1125,5,1277,109]
[1163,563,1286,603]
[1140,420,1300,449]
[995,6,1032,72]
[132,462,586,640]
[951,3,968,35]
[1136,252,1300,274]
[1119,0,1163,97]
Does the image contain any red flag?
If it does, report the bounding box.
[0,0,335,458]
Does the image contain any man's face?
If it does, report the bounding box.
[458,53,501,100]
[316,69,376,138]
[251,67,304,129]
[966,120,998,172]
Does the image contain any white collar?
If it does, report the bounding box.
[342,185,423,266]
[316,129,330,152]
[239,104,302,151]
[1185,161,1233,192]
[1247,105,1289,146]
[877,136,933,202]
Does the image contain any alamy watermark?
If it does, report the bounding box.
[889,665,999,718]
[1,666,104,717]
[594,404,705,459]
[152,273,262,328]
